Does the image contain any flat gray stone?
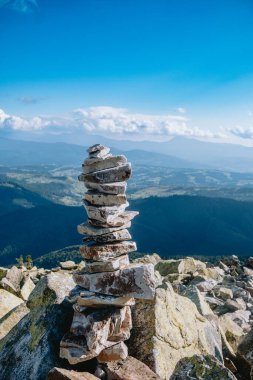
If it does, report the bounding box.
[74,263,156,300]
[84,191,127,206]
[80,241,137,261]
[84,229,131,244]
[77,221,131,236]
[85,255,129,273]
[79,163,131,184]
[89,147,110,158]
[83,155,127,174]
[84,201,129,224]
[89,211,139,227]
[77,292,135,308]
[85,181,127,195]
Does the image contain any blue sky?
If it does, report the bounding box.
[1,0,253,142]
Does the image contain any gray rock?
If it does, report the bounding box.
[85,255,129,273]
[87,144,108,154]
[88,211,139,227]
[74,263,156,300]
[80,241,137,261]
[60,306,132,364]
[85,181,127,195]
[84,191,127,206]
[84,229,131,244]
[77,221,131,236]
[83,155,127,174]
[0,272,76,380]
[60,261,78,270]
[79,163,131,184]
[77,292,135,308]
[84,201,129,224]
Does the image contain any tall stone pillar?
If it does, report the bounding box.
[60,144,155,365]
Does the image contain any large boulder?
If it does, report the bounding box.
[155,258,206,277]
[238,326,253,378]
[0,289,24,319]
[128,282,223,380]
[0,272,76,380]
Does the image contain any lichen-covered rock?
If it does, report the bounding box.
[84,191,127,206]
[0,272,75,380]
[79,163,132,184]
[0,303,29,340]
[182,286,214,317]
[0,267,8,281]
[238,326,253,377]
[128,282,223,380]
[60,261,78,270]
[85,255,129,273]
[170,355,236,380]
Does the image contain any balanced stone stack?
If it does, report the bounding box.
[60,144,156,365]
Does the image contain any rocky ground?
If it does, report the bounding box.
[1,255,253,379]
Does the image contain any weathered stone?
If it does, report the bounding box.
[90,148,110,159]
[182,286,214,317]
[0,289,24,319]
[20,276,35,301]
[238,326,253,376]
[85,191,127,206]
[0,267,8,281]
[2,265,23,293]
[78,221,131,236]
[83,155,127,174]
[224,298,246,312]
[60,261,78,270]
[105,356,162,380]
[74,263,156,300]
[77,292,135,308]
[79,163,131,184]
[84,201,129,224]
[170,355,237,380]
[0,277,18,295]
[0,303,29,340]
[0,272,76,380]
[80,241,137,261]
[218,287,233,300]
[194,279,217,292]
[97,342,128,363]
[155,258,206,276]
[89,211,139,227]
[133,253,161,265]
[87,144,108,154]
[85,181,127,195]
[128,282,223,380]
[46,367,99,380]
[61,306,132,364]
[219,314,244,352]
[85,255,129,273]
[84,229,131,244]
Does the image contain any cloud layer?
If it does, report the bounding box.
[0,106,228,141]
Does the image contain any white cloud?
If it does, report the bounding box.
[176,107,187,114]
[229,125,253,139]
[0,0,37,13]
[0,106,227,140]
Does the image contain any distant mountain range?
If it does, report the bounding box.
[1,136,253,171]
[1,183,253,266]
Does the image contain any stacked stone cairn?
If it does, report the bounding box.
[60,144,156,366]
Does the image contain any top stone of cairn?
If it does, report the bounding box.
[87,144,110,159]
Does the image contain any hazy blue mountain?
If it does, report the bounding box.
[2,135,253,171]
[1,185,253,266]
[0,137,199,168]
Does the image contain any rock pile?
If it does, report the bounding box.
[60,144,156,365]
